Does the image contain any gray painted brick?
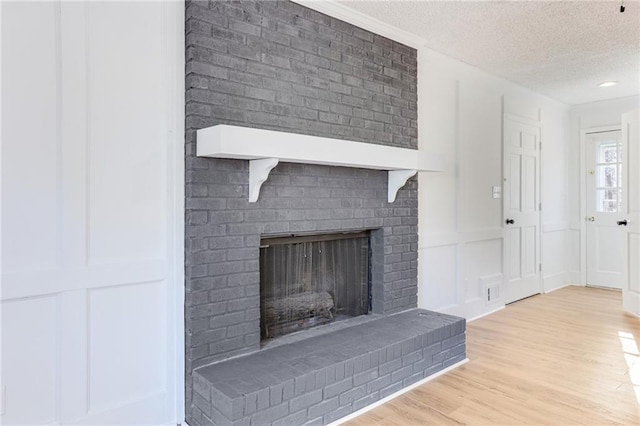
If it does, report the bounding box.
[403,371,424,387]
[256,388,270,411]
[379,382,404,399]
[288,389,323,413]
[193,373,211,401]
[353,391,379,412]
[324,378,352,399]
[282,379,295,401]
[307,397,339,419]
[195,311,464,425]
[444,353,466,368]
[323,404,353,424]
[391,365,413,383]
[353,369,378,387]
[270,383,284,406]
[244,391,258,416]
[250,402,288,425]
[367,374,391,393]
[193,392,212,418]
[272,410,307,426]
[185,1,419,424]
[442,333,465,350]
[339,385,366,406]
[378,358,402,376]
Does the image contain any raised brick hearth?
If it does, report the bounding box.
[192,310,465,426]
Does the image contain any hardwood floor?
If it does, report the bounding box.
[344,286,640,425]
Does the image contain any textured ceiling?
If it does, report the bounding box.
[335,0,640,105]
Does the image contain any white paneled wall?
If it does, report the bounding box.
[1,1,184,424]
[417,49,572,319]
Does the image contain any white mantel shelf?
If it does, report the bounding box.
[196,125,444,203]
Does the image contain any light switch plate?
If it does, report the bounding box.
[492,186,502,199]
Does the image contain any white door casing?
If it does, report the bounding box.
[622,108,640,316]
[1,1,184,424]
[585,130,624,289]
[503,116,542,304]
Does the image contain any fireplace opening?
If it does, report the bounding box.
[259,231,371,341]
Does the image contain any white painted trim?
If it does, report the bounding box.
[585,284,623,291]
[248,158,279,203]
[197,125,444,171]
[330,358,469,426]
[567,274,584,286]
[543,283,575,294]
[542,272,570,293]
[542,222,570,233]
[579,124,622,287]
[538,117,545,297]
[166,0,185,422]
[290,0,426,49]
[420,228,503,248]
[503,112,542,127]
[466,306,505,323]
[388,169,417,202]
[197,124,443,203]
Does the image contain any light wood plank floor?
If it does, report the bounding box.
[345,286,640,425]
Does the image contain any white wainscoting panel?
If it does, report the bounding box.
[87,2,166,265]
[1,1,183,424]
[464,239,502,301]
[0,297,58,425]
[542,229,569,291]
[88,281,167,414]
[568,228,582,282]
[419,245,458,311]
[2,1,60,273]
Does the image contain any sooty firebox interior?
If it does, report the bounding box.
[259,231,371,341]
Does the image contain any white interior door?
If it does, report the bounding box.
[1,2,183,424]
[503,117,541,304]
[622,108,640,316]
[585,130,625,289]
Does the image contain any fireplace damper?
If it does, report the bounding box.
[259,231,370,341]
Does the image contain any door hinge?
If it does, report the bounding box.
[539,264,542,272]
[539,141,542,150]
[539,202,542,210]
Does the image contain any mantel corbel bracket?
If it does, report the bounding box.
[388,169,417,203]
[249,158,279,203]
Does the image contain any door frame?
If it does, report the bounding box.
[579,125,622,286]
[502,112,543,302]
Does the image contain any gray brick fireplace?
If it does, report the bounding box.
[184,2,465,425]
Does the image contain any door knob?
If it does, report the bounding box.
[505,218,515,225]
[617,219,628,226]
[587,216,595,222]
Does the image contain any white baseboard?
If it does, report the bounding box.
[542,271,572,293]
[543,282,575,294]
[330,358,469,425]
[466,306,505,323]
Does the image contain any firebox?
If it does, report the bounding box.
[259,231,371,341]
